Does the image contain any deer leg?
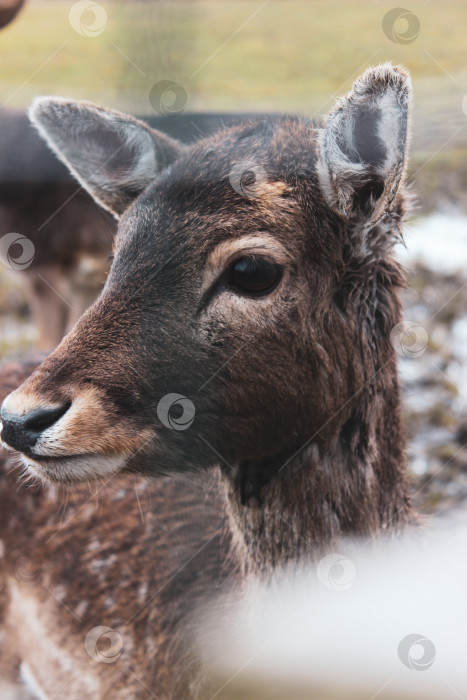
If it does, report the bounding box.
[24,270,69,351]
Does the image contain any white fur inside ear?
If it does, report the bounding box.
[28,97,165,217]
[124,126,157,184]
[317,64,410,220]
[317,115,367,217]
[95,109,157,187]
[376,91,402,177]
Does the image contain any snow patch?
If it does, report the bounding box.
[397,214,467,273]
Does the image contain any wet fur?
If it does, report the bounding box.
[1,64,415,697]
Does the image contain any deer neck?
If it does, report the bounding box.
[220,359,413,579]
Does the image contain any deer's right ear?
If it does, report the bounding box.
[317,64,411,232]
[29,97,185,217]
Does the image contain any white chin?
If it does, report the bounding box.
[21,454,126,484]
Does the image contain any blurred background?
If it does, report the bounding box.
[0,3,467,699]
[0,1,466,523]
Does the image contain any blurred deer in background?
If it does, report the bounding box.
[0,0,112,351]
[0,64,414,698]
[0,111,114,350]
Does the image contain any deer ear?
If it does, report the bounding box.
[318,64,411,227]
[29,97,185,217]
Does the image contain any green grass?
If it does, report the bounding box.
[0,0,466,192]
[1,0,467,121]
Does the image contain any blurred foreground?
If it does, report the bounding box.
[204,517,467,700]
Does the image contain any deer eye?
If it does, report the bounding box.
[229,255,282,296]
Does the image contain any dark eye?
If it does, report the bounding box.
[229,256,283,296]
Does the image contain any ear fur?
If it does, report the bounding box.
[29,97,185,217]
[318,63,411,239]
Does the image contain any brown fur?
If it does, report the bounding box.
[0,359,237,699]
[0,65,415,698]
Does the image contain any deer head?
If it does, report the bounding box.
[0,64,411,486]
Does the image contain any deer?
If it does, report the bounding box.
[0,63,414,699]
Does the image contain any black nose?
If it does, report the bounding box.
[0,402,71,455]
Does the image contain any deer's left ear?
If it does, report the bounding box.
[28,98,186,218]
[318,63,411,228]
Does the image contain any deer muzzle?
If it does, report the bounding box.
[0,377,152,483]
